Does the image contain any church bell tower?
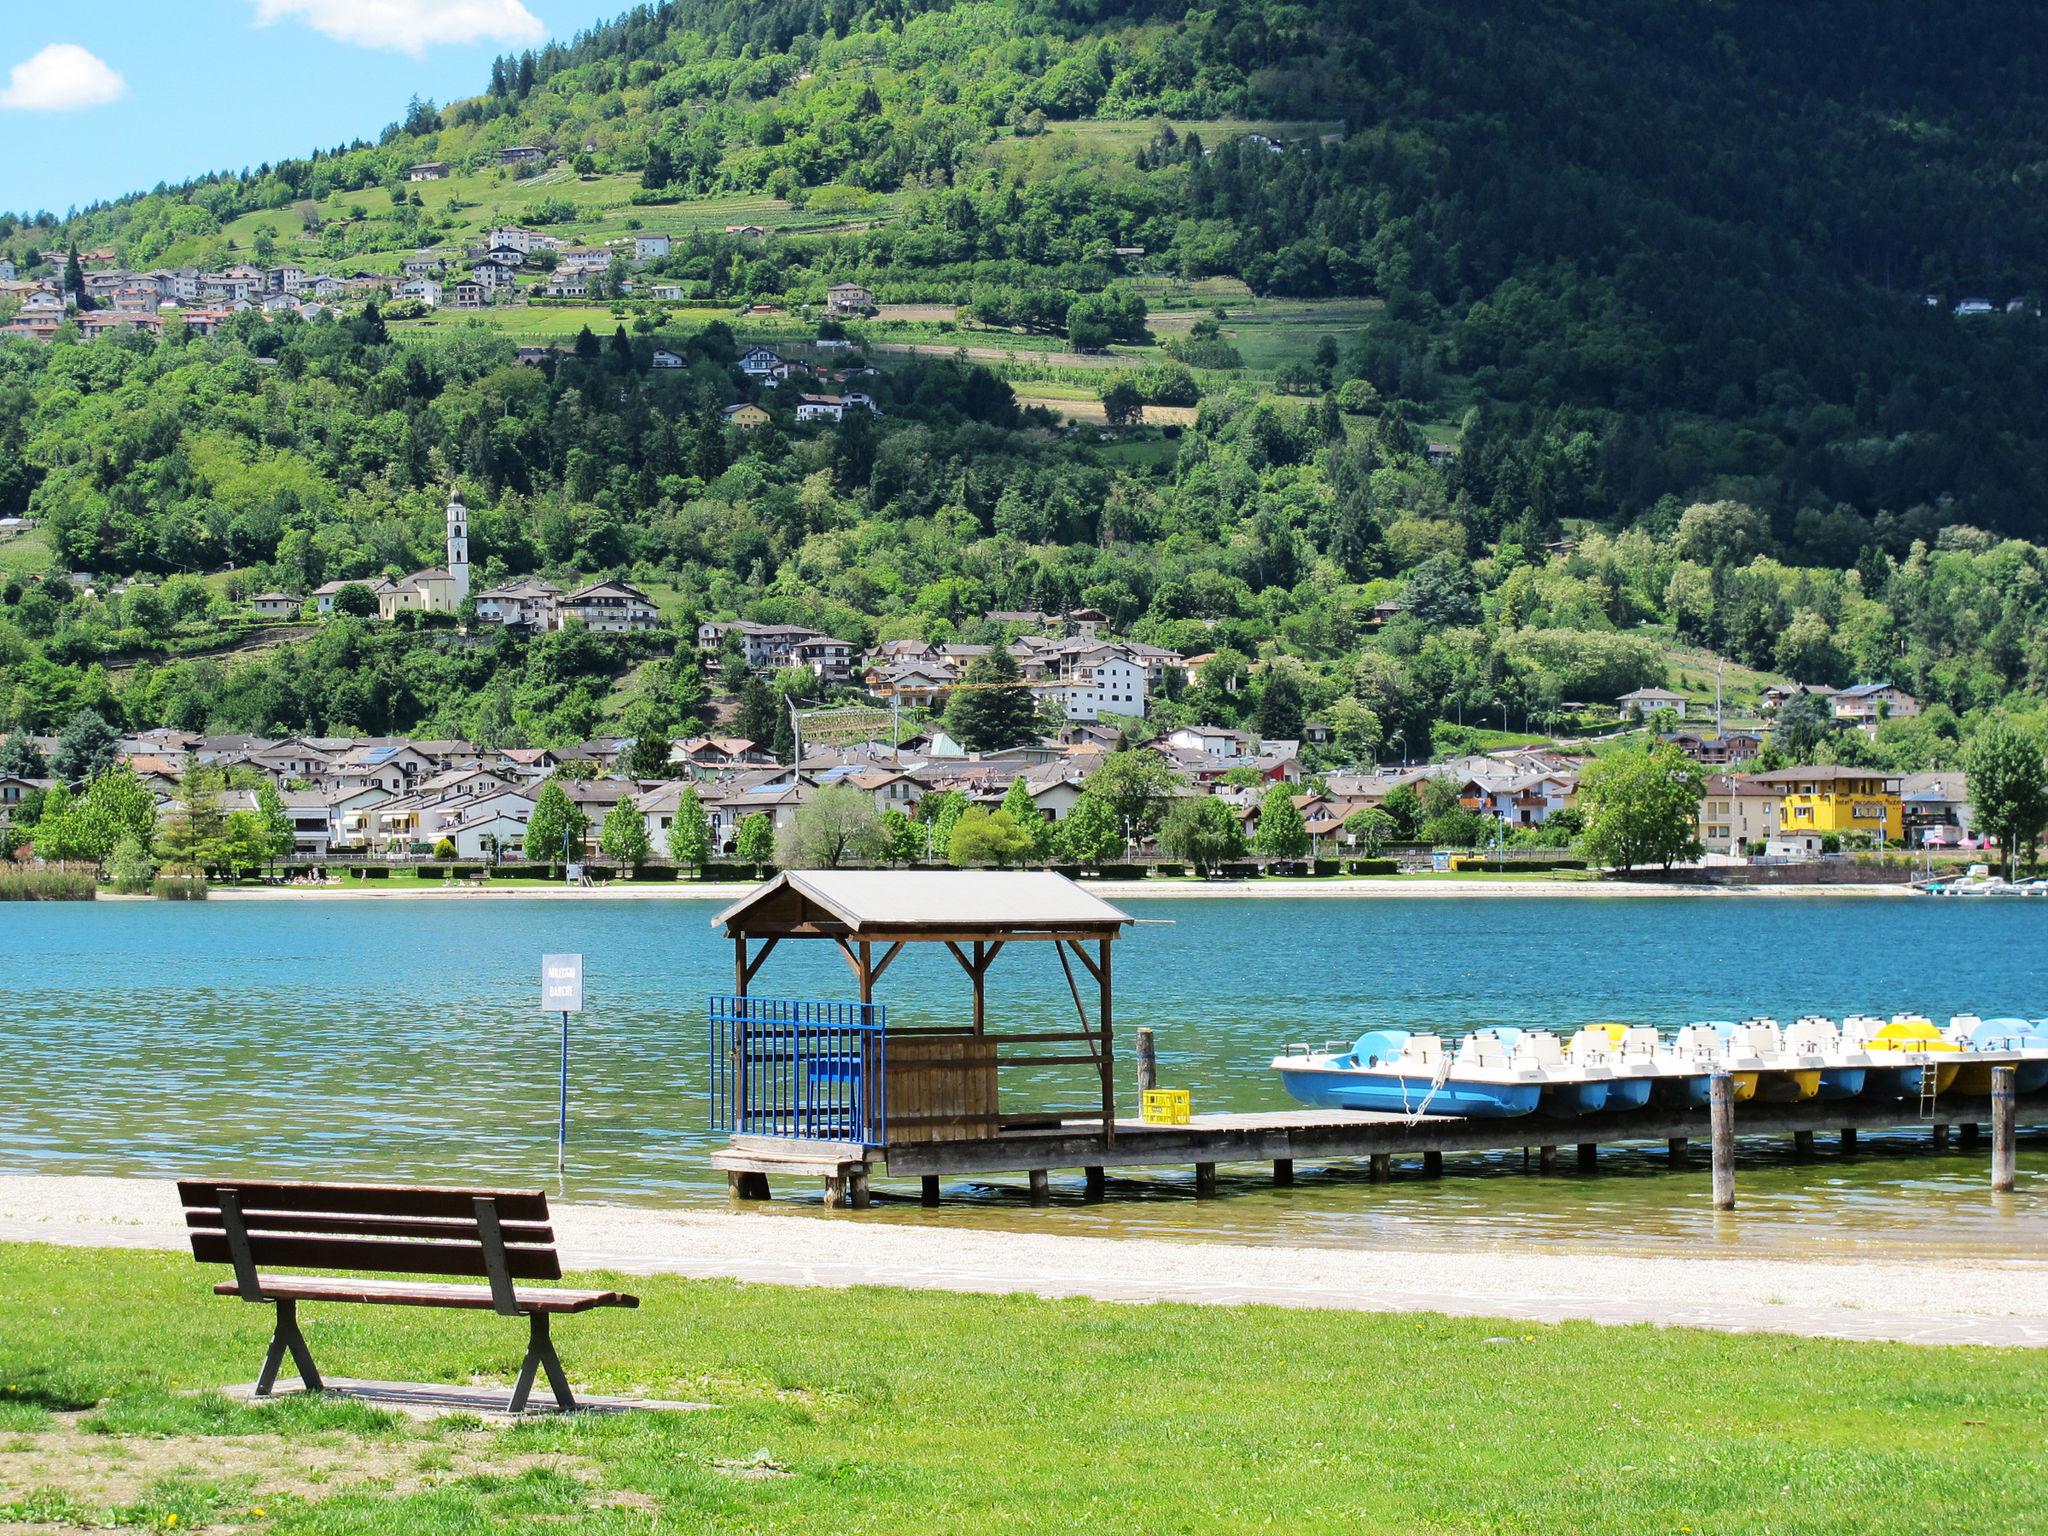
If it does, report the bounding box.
[446,490,470,605]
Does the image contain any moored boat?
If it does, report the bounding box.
[1719,1018,1823,1102]
[1655,1024,1760,1106]
[1944,1016,2048,1095]
[1843,1014,1961,1097]
[1270,1029,1543,1118]
[1785,1016,1868,1099]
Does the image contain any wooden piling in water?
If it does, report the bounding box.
[1710,1072,1736,1210]
[1577,1143,1596,1171]
[1668,1136,1687,1164]
[1538,1144,1558,1173]
[1992,1066,2016,1193]
[1136,1028,1157,1095]
[1932,1122,1951,1150]
[1194,1161,1217,1196]
[1084,1165,1106,1198]
[1840,1126,1857,1152]
[1369,1152,1391,1182]
[920,1175,940,1206]
[1027,1167,1050,1203]
[730,1171,771,1201]
[1423,1149,1444,1177]
[1959,1122,1981,1148]
[1793,1129,1814,1158]
[1273,1158,1293,1187]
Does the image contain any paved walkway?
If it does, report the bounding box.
[2,1176,2042,1347]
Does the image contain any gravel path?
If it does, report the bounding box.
[3,1175,2039,1347]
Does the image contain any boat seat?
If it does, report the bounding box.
[1519,1033,1564,1068]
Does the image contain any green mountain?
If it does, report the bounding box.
[2,0,2046,758]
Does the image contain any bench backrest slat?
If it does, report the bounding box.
[177,1179,549,1222]
[185,1210,555,1244]
[181,1180,561,1286]
[189,1231,563,1280]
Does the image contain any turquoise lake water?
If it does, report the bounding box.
[3,894,2042,1258]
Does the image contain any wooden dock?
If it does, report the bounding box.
[717,1085,2037,1207]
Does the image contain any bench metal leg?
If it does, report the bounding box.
[255,1299,323,1396]
[508,1313,575,1413]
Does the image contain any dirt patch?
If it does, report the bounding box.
[711,1452,791,1481]
[873,304,956,323]
[0,1423,593,1510]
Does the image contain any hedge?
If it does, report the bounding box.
[1448,856,1587,873]
[702,862,772,881]
[1344,858,1399,875]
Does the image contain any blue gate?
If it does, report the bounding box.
[709,995,887,1145]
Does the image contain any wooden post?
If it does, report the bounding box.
[971,941,985,1034]
[1840,1126,1857,1152]
[1027,1167,1050,1204]
[1710,1071,1736,1210]
[1667,1136,1687,1164]
[1538,1145,1558,1173]
[920,1175,940,1206]
[1370,1152,1391,1182]
[1931,1122,1950,1150]
[1084,1165,1106,1199]
[1576,1143,1596,1171]
[1991,1065,2016,1193]
[1273,1158,1294,1187]
[1136,1027,1158,1094]
[1098,938,1116,1148]
[1793,1129,1814,1158]
[1959,1122,1981,1148]
[823,1173,847,1209]
[1194,1162,1217,1196]
[1423,1149,1443,1178]
[847,1164,871,1210]
[728,1171,769,1201]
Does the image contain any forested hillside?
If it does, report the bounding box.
[4,0,2048,759]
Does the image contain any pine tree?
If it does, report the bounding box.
[945,647,1036,752]
[735,675,779,751]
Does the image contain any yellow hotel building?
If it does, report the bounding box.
[1748,767,1902,842]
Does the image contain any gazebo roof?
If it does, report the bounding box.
[713,870,1132,941]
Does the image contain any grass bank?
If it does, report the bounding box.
[0,1243,2039,1533]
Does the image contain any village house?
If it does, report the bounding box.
[722,402,770,429]
[1748,766,1903,845]
[497,146,546,165]
[248,592,300,619]
[824,281,874,316]
[1831,683,1920,727]
[1660,730,1763,766]
[1617,686,1688,720]
[1697,775,1785,856]
[1899,771,1972,847]
[409,161,450,181]
[738,346,786,377]
[474,578,561,630]
[650,348,683,369]
[796,394,847,423]
[633,233,671,261]
[558,579,659,633]
[699,620,826,670]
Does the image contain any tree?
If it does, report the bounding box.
[1966,716,2048,879]
[1066,297,1112,351]
[105,832,156,893]
[642,141,676,190]
[1380,782,1423,839]
[1254,781,1309,859]
[666,785,712,868]
[1344,806,1397,855]
[735,675,780,751]
[734,811,776,865]
[878,805,922,864]
[1773,690,1836,762]
[620,732,675,780]
[433,836,459,860]
[0,732,47,777]
[1254,667,1305,741]
[1402,553,1482,627]
[947,807,1036,867]
[524,781,587,867]
[946,647,1037,753]
[220,810,275,873]
[1052,794,1122,863]
[255,780,295,871]
[1101,378,1143,426]
[776,785,886,868]
[1081,750,1181,841]
[155,760,228,871]
[600,798,652,868]
[332,583,379,618]
[1159,796,1245,873]
[1000,775,1054,860]
[51,708,116,786]
[1578,745,1708,871]
[33,765,154,869]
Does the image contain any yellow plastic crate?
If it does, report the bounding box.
[1141,1089,1191,1125]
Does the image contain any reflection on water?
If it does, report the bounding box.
[2,895,2042,1260]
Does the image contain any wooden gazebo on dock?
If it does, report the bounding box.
[707,871,1132,1204]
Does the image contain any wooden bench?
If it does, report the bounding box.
[180,1179,638,1413]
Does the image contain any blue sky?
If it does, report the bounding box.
[0,1,624,216]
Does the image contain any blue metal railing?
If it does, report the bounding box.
[709,995,887,1146]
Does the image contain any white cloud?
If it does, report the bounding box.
[250,0,546,57]
[0,43,126,112]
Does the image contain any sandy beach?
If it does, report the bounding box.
[2,1174,2037,1346]
[197,878,1923,901]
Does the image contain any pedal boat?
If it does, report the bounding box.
[1719,1018,1823,1102]
[1566,1025,1657,1110]
[1843,1015,1960,1097]
[1652,1024,1760,1107]
[1944,1017,2048,1095]
[1785,1016,1868,1099]
[1477,1027,1615,1115]
[1271,1030,1542,1118]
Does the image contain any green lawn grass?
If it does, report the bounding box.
[0,527,53,577]
[0,1243,2038,1533]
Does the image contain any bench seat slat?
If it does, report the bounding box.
[211,1278,637,1313]
[178,1179,549,1223]
[186,1210,555,1244]
[190,1231,563,1280]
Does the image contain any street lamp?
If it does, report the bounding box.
[1390,730,1406,769]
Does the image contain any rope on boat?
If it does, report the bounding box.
[1398,1053,1455,1127]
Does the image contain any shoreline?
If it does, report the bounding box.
[0,1173,2036,1346]
[191,877,1925,901]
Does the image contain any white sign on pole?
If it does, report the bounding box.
[541,953,584,1013]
